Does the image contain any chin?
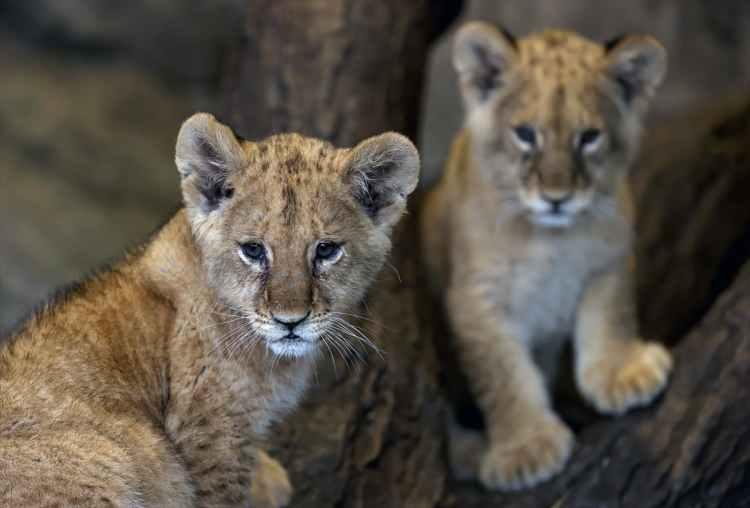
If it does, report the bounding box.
[530,213,575,228]
[267,337,317,358]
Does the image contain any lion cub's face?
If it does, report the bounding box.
[175,114,419,358]
[454,24,667,227]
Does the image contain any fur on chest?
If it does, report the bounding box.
[476,220,629,340]
[167,320,314,438]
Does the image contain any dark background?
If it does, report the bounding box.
[2,0,749,334]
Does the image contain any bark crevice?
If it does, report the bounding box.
[225,2,750,505]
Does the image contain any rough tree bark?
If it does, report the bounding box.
[221,2,462,507]
[223,0,462,146]
[440,104,750,506]
[440,101,750,508]
[445,260,750,508]
[222,2,750,506]
[634,100,750,344]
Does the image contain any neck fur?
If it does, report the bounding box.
[138,210,316,428]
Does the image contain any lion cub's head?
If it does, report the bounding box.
[454,23,667,227]
[175,114,419,358]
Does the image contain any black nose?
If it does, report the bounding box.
[541,193,572,213]
[272,311,310,330]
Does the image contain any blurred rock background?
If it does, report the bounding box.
[1,0,749,334]
[0,0,245,332]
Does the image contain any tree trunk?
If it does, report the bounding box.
[439,103,750,508]
[444,259,750,508]
[221,2,462,507]
[222,2,750,505]
[634,100,750,343]
[441,100,750,508]
[222,0,462,145]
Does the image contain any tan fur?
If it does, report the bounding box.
[422,24,672,491]
[0,113,419,506]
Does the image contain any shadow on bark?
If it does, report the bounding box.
[223,2,750,505]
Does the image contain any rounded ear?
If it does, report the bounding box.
[603,35,667,107]
[453,21,519,108]
[345,132,420,228]
[175,113,247,213]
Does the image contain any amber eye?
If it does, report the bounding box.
[315,241,341,262]
[512,124,537,150]
[577,128,602,152]
[239,242,266,263]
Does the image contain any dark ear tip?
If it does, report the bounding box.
[453,21,518,83]
[604,34,627,52]
[455,21,516,43]
[176,114,216,155]
[454,21,511,50]
[175,112,246,178]
[379,131,419,154]
[353,132,420,174]
[380,132,421,194]
[185,112,216,124]
[378,131,420,164]
[604,34,667,57]
[348,132,421,202]
[604,34,668,78]
[179,113,217,138]
[456,20,496,37]
[603,34,668,105]
[499,26,518,49]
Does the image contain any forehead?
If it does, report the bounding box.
[511,30,606,128]
[226,133,360,240]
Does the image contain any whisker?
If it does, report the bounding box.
[329,317,385,359]
[209,322,249,357]
[233,329,263,364]
[361,300,373,318]
[327,329,363,364]
[195,316,248,334]
[323,333,350,368]
[320,334,340,378]
[244,330,266,360]
[386,261,402,284]
[268,342,283,376]
[326,325,372,369]
[225,328,255,361]
[328,311,388,329]
[325,331,357,371]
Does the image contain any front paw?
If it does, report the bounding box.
[579,341,673,415]
[250,451,293,508]
[479,416,574,491]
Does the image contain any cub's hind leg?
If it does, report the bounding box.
[0,424,194,507]
[575,263,673,415]
[446,283,574,491]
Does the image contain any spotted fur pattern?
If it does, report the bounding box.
[422,24,672,491]
[0,114,419,506]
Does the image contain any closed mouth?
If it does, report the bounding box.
[277,333,304,342]
[531,211,574,227]
[267,333,316,358]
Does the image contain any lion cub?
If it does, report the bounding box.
[0,113,419,506]
[421,23,673,490]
